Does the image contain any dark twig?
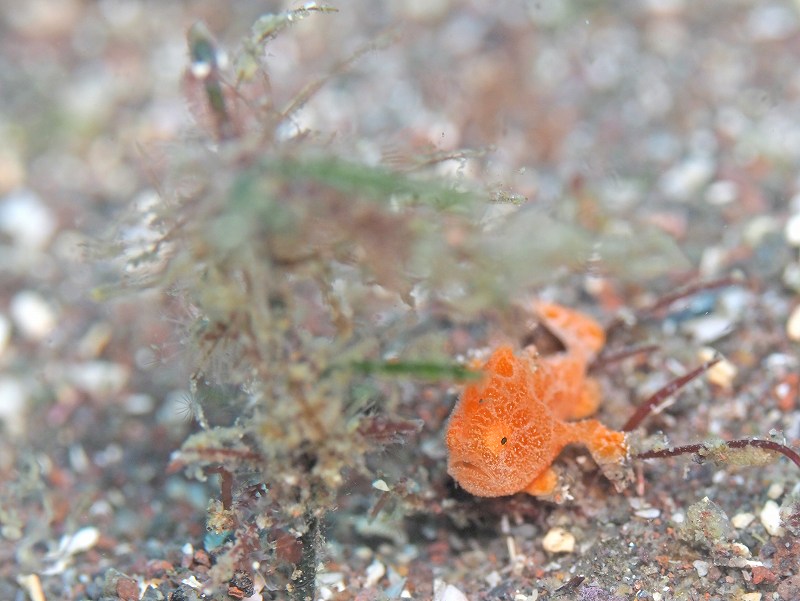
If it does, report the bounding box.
[368,491,391,522]
[553,576,586,596]
[622,356,721,432]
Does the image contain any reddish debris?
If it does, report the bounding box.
[116,577,140,601]
[751,565,778,585]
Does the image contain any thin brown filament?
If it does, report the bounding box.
[635,438,800,470]
[640,276,743,317]
[206,466,234,509]
[591,344,660,370]
[622,356,721,432]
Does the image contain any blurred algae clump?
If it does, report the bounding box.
[99,5,688,598]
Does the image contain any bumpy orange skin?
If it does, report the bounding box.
[445,303,628,498]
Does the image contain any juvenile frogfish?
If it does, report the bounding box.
[445,303,628,498]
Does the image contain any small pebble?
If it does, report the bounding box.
[372,479,390,492]
[731,512,755,529]
[141,584,167,601]
[764,352,798,371]
[693,559,709,577]
[433,582,469,601]
[698,348,737,389]
[767,482,785,500]
[0,313,11,356]
[115,576,139,601]
[0,188,56,249]
[400,0,451,21]
[786,213,800,247]
[2,522,22,541]
[59,527,100,556]
[628,497,646,510]
[125,393,154,415]
[629,498,660,518]
[634,507,662,519]
[10,290,57,341]
[744,215,780,247]
[0,148,24,193]
[68,444,90,473]
[644,0,685,17]
[77,322,113,359]
[69,361,130,397]
[740,593,761,601]
[679,497,734,550]
[659,155,715,201]
[317,572,344,588]
[683,315,733,344]
[706,357,737,390]
[541,527,575,554]
[729,542,752,558]
[704,180,738,206]
[787,305,800,341]
[364,559,385,587]
[760,500,786,536]
[0,377,27,437]
[181,575,203,589]
[748,4,797,41]
[700,248,728,279]
[172,585,200,601]
[717,286,750,320]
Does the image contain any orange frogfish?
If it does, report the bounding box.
[445,303,628,498]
